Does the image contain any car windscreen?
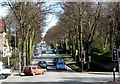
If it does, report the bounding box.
[57,62,65,65]
[46,50,53,54]
[32,67,36,69]
[39,61,46,64]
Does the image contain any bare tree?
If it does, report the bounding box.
[5,1,47,69]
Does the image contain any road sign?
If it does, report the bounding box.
[5,52,12,57]
[117,49,120,81]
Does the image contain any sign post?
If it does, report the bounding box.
[5,52,11,68]
[111,48,118,82]
[112,48,118,61]
[117,49,120,81]
[112,48,120,81]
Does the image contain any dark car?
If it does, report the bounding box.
[34,50,39,56]
[53,56,62,66]
[41,50,46,54]
[37,61,47,69]
[53,49,58,54]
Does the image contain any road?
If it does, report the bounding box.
[0,54,118,83]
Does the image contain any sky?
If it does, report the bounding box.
[42,1,63,37]
[42,14,59,37]
[0,6,8,17]
[0,1,61,37]
[0,0,119,37]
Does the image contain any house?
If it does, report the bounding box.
[0,17,10,57]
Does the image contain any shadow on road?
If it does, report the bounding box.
[88,72,113,75]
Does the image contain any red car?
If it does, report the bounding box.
[23,65,45,76]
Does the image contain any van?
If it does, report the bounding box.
[0,61,11,79]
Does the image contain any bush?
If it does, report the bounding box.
[91,51,112,64]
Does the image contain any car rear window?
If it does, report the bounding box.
[32,67,36,69]
[37,67,41,69]
[39,61,46,64]
[58,62,64,65]
[24,67,31,70]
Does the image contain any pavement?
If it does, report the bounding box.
[103,81,120,84]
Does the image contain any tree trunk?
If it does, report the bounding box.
[27,36,30,65]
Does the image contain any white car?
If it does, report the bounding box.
[0,62,11,79]
[56,61,67,70]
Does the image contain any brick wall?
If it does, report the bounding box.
[0,19,5,33]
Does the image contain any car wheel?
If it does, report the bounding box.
[44,70,46,72]
[65,68,67,70]
[24,74,26,76]
[1,75,7,79]
[42,72,44,74]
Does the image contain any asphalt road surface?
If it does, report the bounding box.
[0,54,118,84]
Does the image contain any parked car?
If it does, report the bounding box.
[53,49,58,53]
[0,61,11,79]
[41,50,46,54]
[37,61,47,69]
[56,61,67,70]
[23,65,45,76]
[53,56,62,66]
[45,50,54,54]
[34,50,39,56]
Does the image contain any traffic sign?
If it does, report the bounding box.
[5,52,12,57]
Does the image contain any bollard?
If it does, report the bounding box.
[113,67,116,82]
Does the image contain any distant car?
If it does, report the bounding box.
[45,50,54,54]
[58,49,65,54]
[23,65,45,76]
[53,49,58,53]
[53,56,62,66]
[34,50,39,56]
[0,62,11,79]
[37,61,47,69]
[56,61,67,70]
[41,50,46,54]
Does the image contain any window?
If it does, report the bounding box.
[32,67,36,70]
[37,67,41,69]
[2,64,5,69]
[58,62,64,65]
[24,67,31,70]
